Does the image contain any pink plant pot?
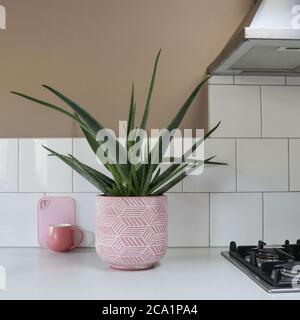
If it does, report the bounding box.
[96,195,168,270]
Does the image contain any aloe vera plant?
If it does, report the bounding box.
[11,51,224,196]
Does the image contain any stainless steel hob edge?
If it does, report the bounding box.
[221,251,300,294]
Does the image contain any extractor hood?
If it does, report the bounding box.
[208,0,300,76]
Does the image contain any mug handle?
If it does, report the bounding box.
[71,226,84,249]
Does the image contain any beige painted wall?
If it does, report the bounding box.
[0,0,253,137]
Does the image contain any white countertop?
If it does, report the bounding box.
[0,247,300,300]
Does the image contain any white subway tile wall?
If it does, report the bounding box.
[289,139,300,191]
[286,77,300,86]
[262,86,300,137]
[183,139,236,192]
[0,193,43,246]
[19,139,73,192]
[237,139,289,192]
[208,85,261,138]
[210,193,262,246]
[1,76,300,247]
[168,193,209,247]
[0,139,18,192]
[73,138,99,193]
[264,193,300,245]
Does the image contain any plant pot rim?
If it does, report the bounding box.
[96,194,167,198]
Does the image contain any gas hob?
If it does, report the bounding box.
[222,240,300,293]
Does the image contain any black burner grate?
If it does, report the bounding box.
[228,240,300,289]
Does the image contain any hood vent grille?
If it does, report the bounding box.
[232,45,300,71]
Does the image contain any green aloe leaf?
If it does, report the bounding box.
[138,76,210,184]
[148,126,226,194]
[151,161,202,195]
[75,116,129,192]
[167,76,210,131]
[43,146,113,193]
[10,91,87,129]
[140,165,154,195]
[129,165,139,193]
[68,154,115,187]
[12,86,131,179]
[42,85,131,177]
[74,113,99,153]
[127,83,136,150]
[43,86,130,170]
[148,163,188,195]
[42,85,104,134]
[180,121,221,163]
[140,49,161,129]
[205,160,227,165]
[148,163,181,190]
[151,167,161,186]
[74,114,128,185]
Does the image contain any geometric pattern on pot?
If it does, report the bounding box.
[96,196,168,270]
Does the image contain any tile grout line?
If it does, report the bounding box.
[288,139,291,192]
[17,139,20,192]
[262,193,264,241]
[235,139,238,192]
[209,79,295,87]
[209,84,290,86]
[208,192,211,248]
[71,138,74,193]
[208,137,300,139]
[2,191,300,195]
[260,86,263,138]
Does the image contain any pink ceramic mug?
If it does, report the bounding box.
[47,224,83,252]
